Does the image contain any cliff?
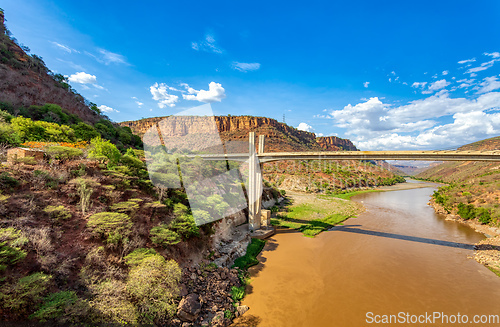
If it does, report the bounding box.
[120,115,358,153]
[0,10,100,123]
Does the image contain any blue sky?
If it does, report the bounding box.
[2,0,500,150]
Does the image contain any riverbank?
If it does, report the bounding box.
[429,198,500,277]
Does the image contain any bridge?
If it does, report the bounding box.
[196,132,500,232]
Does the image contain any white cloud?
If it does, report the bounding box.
[98,105,119,113]
[476,76,500,94]
[484,52,500,58]
[232,62,261,72]
[182,82,226,103]
[297,123,314,132]
[328,92,500,150]
[68,72,97,84]
[456,78,476,89]
[315,133,324,137]
[150,83,179,108]
[442,70,449,75]
[466,59,499,74]
[191,34,223,54]
[422,79,450,94]
[98,49,129,65]
[363,81,370,88]
[51,42,79,54]
[412,82,427,89]
[458,58,476,64]
[135,101,144,107]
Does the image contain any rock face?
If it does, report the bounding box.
[177,293,202,322]
[316,136,358,151]
[0,11,100,124]
[120,115,357,152]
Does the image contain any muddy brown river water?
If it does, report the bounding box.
[237,182,500,326]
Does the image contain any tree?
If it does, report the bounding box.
[88,137,121,167]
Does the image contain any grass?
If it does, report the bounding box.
[320,189,379,200]
[487,266,500,278]
[271,193,364,237]
[232,238,266,270]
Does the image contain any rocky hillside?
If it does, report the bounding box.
[0,10,99,124]
[416,135,500,227]
[120,115,358,152]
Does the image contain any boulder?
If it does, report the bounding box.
[236,305,249,317]
[177,293,202,322]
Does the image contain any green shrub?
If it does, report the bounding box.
[87,212,133,243]
[150,225,181,246]
[126,255,181,324]
[69,178,99,215]
[90,279,138,324]
[0,227,28,271]
[124,248,158,266]
[88,137,121,167]
[110,201,140,215]
[0,122,21,145]
[72,122,100,141]
[43,205,71,221]
[0,272,52,313]
[46,146,83,161]
[15,156,37,165]
[30,291,78,322]
[457,203,476,220]
[231,285,245,302]
[477,207,492,224]
[0,172,19,191]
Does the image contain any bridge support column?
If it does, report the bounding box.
[248,132,261,231]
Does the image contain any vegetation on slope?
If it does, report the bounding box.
[416,136,500,227]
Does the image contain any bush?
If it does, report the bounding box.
[0,272,52,313]
[90,279,138,324]
[110,201,140,215]
[150,225,181,246]
[30,291,78,322]
[0,172,19,191]
[0,227,28,271]
[457,203,476,220]
[477,207,492,224]
[46,146,83,161]
[87,212,133,244]
[43,205,71,221]
[69,178,99,215]
[72,122,99,141]
[88,137,121,167]
[0,122,21,145]
[126,255,181,324]
[124,248,158,266]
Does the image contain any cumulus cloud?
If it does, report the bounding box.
[68,72,97,84]
[191,34,223,54]
[328,91,500,150]
[475,76,500,94]
[422,79,450,94]
[442,70,449,75]
[363,81,370,88]
[98,105,119,113]
[232,62,261,72]
[412,82,427,89]
[150,83,179,108]
[182,82,226,103]
[297,123,314,132]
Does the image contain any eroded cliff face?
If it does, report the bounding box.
[120,115,358,152]
[316,136,357,151]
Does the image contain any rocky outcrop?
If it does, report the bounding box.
[177,293,202,322]
[316,136,358,151]
[120,115,357,153]
[175,265,242,326]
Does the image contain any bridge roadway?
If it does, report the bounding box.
[191,150,500,162]
[188,133,500,232]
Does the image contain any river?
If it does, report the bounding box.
[235,182,500,326]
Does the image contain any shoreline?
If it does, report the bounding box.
[428,198,500,277]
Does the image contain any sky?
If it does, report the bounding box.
[1,0,500,151]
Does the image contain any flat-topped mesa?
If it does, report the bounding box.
[120,115,357,152]
[316,136,358,151]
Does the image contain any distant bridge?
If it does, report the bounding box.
[195,133,500,231]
